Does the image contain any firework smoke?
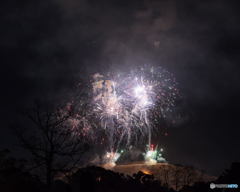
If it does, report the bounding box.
[102,151,121,169]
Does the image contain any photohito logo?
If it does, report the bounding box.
[210,183,238,189]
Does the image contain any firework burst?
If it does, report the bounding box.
[71,65,181,153]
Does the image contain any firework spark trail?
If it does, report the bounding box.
[71,65,181,157]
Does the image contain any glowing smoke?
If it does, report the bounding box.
[144,145,167,165]
[103,152,121,169]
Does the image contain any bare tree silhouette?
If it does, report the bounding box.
[171,164,183,191]
[180,165,198,188]
[154,164,173,190]
[11,100,92,190]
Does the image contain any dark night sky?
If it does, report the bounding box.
[1,0,240,176]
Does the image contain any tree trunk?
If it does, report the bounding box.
[46,163,52,191]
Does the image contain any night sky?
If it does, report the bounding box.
[1,0,240,177]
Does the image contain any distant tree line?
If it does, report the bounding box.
[1,149,240,192]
